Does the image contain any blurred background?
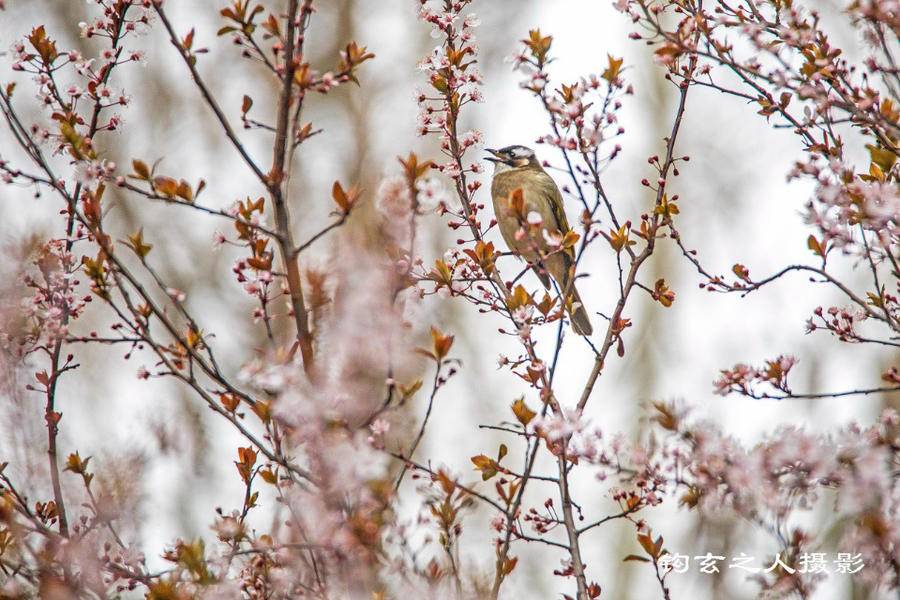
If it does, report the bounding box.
[1,1,896,598]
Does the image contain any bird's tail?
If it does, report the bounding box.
[547,256,593,336]
[567,284,593,336]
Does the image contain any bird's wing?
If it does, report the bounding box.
[532,265,552,289]
[541,172,572,235]
[536,171,576,272]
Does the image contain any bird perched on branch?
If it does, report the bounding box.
[486,145,593,336]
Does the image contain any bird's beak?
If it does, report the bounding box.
[484,148,503,163]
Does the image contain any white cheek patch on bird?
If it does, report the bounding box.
[490,161,513,175]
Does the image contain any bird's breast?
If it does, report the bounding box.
[491,169,560,259]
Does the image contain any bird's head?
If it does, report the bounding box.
[485,145,539,172]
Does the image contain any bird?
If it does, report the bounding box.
[485,145,593,336]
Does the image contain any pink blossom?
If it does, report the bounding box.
[375,175,412,220]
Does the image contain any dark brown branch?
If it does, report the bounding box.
[118,181,283,240]
[578,70,693,413]
[394,362,443,491]
[153,6,268,185]
[738,385,900,401]
[268,0,315,372]
[292,216,347,257]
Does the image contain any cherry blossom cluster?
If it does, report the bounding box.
[713,355,798,399]
[2,0,899,597]
[619,0,899,255]
[22,239,91,348]
[415,0,485,198]
[656,403,900,594]
[77,0,153,37]
[1,0,398,595]
[620,1,898,410]
[511,30,631,165]
[225,198,283,325]
[375,169,449,246]
[805,304,873,343]
[10,12,146,147]
[233,250,409,589]
[795,155,899,255]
